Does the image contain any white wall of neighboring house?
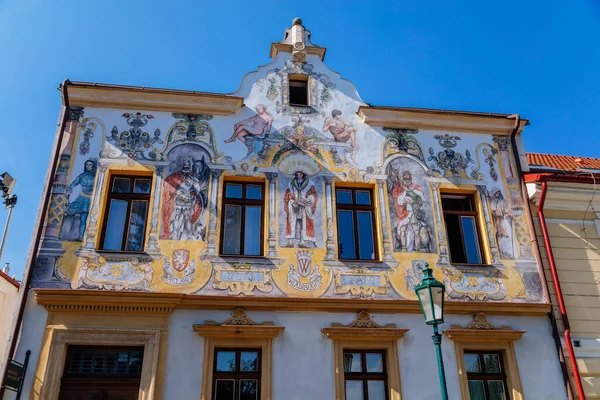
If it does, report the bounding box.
[0,270,19,368]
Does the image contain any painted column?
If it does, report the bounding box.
[42,107,85,244]
[146,164,164,255]
[430,182,449,265]
[81,162,108,251]
[376,179,394,261]
[324,177,336,260]
[477,185,501,264]
[206,169,223,255]
[266,172,278,257]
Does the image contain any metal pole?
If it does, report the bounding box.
[0,205,15,263]
[432,323,449,400]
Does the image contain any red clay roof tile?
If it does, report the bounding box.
[526,153,600,172]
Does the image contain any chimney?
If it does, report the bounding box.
[2,263,9,275]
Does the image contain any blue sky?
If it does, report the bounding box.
[1,0,599,278]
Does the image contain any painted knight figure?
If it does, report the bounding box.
[161,155,210,241]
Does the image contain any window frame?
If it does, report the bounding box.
[463,350,510,400]
[440,192,487,266]
[335,187,379,261]
[99,174,153,252]
[288,74,309,107]
[212,347,262,400]
[219,181,266,257]
[343,349,389,400]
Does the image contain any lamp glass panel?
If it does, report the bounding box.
[431,286,444,321]
[418,287,434,322]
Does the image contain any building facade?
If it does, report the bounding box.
[526,153,600,399]
[7,20,568,399]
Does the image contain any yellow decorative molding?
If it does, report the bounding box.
[322,311,409,341]
[444,313,526,343]
[34,289,552,316]
[35,289,181,315]
[67,82,244,115]
[193,308,284,339]
[357,106,528,135]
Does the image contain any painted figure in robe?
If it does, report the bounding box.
[322,109,357,148]
[60,159,97,241]
[392,171,433,252]
[490,187,513,258]
[225,104,274,144]
[161,157,209,240]
[283,171,318,247]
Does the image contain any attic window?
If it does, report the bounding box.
[289,75,308,106]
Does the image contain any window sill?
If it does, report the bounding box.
[213,255,282,267]
[95,250,153,263]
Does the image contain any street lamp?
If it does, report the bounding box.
[415,263,448,400]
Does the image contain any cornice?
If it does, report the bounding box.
[193,308,284,339]
[322,311,409,341]
[357,106,528,134]
[269,43,326,60]
[444,313,526,343]
[34,289,551,316]
[527,182,600,211]
[66,82,244,115]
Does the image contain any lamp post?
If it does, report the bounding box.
[0,172,17,263]
[415,263,448,400]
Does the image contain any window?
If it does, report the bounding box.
[441,193,484,264]
[343,350,388,400]
[213,349,261,400]
[221,182,264,256]
[336,188,377,260]
[100,175,152,251]
[464,351,509,400]
[289,75,308,106]
[59,346,144,400]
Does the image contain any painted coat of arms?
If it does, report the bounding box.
[162,249,196,285]
[287,250,323,292]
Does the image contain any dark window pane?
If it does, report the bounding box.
[345,380,364,400]
[239,379,258,400]
[246,185,262,200]
[336,189,353,204]
[484,354,502,373]
[461,216,482,264]
[337,210,356,259]
[103,199,128,250]
[442,195,474,211]
[357,211,375,260]
[367,380,386,400]
[464,353,481,373]
[355,190,371,205]
[444,214,465,263]
[133,178,151,194]
[244,206,261,256]
[125,200,148,251]
[216,351,236,372]
[343,352,362,372]
[289,79,308,106]
[215,379,235,400]
[225,183,243,199]
[240,352,259,372]
[366,353,383,373]
[468,380,486,400]
[223,205,242,255]
[488,380,507,400]
[112,178,131,193]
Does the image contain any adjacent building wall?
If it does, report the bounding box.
[0,271,19,370]
[529,182,600,399]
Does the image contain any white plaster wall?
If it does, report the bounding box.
[5,290,48,400]
[164,310,568,400]
[0,277,18,370]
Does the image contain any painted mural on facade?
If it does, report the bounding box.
[31,22,544,304]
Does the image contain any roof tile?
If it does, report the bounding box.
[526,153,600,171]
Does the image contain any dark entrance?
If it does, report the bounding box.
[58,346,143,400]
